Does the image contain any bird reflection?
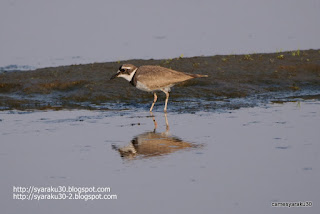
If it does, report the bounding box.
[112,113,199,160]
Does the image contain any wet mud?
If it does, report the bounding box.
[1,49,320,111]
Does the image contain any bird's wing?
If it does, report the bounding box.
[136,66,194,90]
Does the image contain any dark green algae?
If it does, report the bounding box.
[0,49,320,112]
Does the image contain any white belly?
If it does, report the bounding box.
[136,81,152,92]
[136,81,173,92]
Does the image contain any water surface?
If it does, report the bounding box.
[1,100,319,213]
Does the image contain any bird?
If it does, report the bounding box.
[110,64,208,112]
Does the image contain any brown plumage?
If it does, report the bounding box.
[133,65,205,91]
[110,64,208,112]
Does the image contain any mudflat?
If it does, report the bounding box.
[0,49,320,111]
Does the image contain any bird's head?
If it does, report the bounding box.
[110,64,137,82]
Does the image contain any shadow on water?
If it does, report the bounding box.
[112,113,202,160]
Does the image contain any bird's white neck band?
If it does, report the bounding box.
[118,68,137,82]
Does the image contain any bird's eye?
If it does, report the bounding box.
[120,69,125,72]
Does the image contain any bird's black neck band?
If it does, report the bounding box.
[129,72,137,86]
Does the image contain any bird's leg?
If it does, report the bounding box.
[161,90,170,112]
[149,92,157,112]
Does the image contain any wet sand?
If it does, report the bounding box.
[1,100,319,214]
[1,49,320,111]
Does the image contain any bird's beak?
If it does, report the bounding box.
[110,71,120,80]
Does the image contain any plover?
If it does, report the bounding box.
[110,64,207,112]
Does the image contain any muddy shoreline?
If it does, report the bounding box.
[1,49,320,111]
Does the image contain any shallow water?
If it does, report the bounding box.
[1,100,319,213]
